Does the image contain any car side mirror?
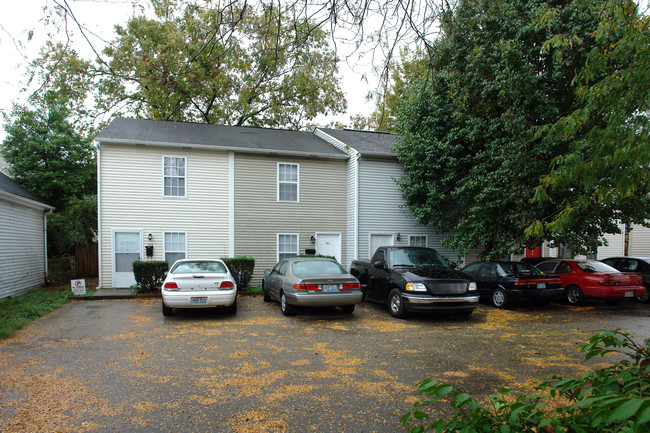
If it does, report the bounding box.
[373,261,385,270]
[449,261,457,269]
[164,271,169,276]
[264,269,271,276]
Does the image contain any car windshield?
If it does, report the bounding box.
[498,262,543,276]
[292,260,347,275]
[576,261,619,273]
[388,248,448,267]
[171,261,227,273]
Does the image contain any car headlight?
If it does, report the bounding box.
[468,282,477,292]
[405,283,427,292]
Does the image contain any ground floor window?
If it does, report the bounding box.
[164,232,187,268]
[409,235,427,247]
[278,234,298,261]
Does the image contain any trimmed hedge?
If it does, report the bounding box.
[221,256,255,289]
[297,253,337,261]
[132,260,168,292]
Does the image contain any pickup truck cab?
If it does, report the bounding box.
[350,246,479,318]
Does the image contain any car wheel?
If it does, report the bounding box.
[162,300,173,316]
[225,298,237,314]
[566,286,584,305]
[491,288,509,309]
[280,291,294,316]
[340,304,355,314]
[262,282,272,302]
[388,289,407,318]
[637,289,650,303]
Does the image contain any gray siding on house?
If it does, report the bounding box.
[629,224,650,256]
[0,197,47,298]
[99,143,230,287]
[357,157,463,263]
[234,153,348,283]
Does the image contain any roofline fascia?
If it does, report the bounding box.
[96,138,350,160]
[0,189,55,211]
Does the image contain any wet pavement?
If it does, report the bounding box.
[1,297,649,432]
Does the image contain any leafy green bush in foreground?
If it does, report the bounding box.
[402,329,650,433]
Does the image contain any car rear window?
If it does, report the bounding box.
[292,260,346,275]
[171,261,227,273]
[576,261,618,273]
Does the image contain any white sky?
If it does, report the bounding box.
[0,0,378,139]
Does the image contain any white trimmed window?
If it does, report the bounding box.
[277,163,299,202]
[278,234,299,260]
[163,156,186,197]
[164,232,187,268]
[409,235,428,247]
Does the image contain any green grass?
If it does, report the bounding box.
[0,287,70,339]
[243,285,263,294]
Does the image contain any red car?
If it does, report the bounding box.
[536,259,644,305]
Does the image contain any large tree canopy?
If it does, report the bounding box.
[97,1,346,128]
[393,0,649,258]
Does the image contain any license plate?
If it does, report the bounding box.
[625,291,634,298]
[191,297,207,304]
[537,282,546,289]
[322,284,339,292]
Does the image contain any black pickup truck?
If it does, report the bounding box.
[350,246,479,318]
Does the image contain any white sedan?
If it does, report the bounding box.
[161,259,237,316]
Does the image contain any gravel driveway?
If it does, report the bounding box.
[1,296,649,432]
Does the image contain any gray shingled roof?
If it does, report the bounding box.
[317,128,398,158]
[96,118,346,158]
[0,171,51,207]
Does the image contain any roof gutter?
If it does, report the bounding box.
[0,189,54,211]
[95,138,349,160]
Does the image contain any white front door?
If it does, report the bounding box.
[369,234,394,260]
[113,230,142,288]
[315,233,342,264]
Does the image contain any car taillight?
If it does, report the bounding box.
[220,281,235,289]
[164,282,179,291]
[293,283,320,290]
[341,283,361,290]
[599,279,619,286]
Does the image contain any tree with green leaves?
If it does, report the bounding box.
[98,1,345,129]
[394,0,649,258]
[2,89,97,256]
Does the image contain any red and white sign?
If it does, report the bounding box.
[71,279,86,295]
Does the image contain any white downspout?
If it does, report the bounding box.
[96,141,102,289]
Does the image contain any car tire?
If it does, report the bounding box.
[566,285,584,305]
[388,289,407,319]
[340,304,355,314]
[638,289,650,303]
[280,291,294,316]
[262,283,272,302]
[225,298,237,314]
[162,300,173,317]
[491,288,509,309]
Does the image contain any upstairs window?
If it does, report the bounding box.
[163,156,186,197]
[277,163,299,202]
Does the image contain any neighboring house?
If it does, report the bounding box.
[0,172,54,299]
[597,224,650,258]
[96,118,348,288]
[314,128,471,267]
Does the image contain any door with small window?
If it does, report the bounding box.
[112,230,142,288]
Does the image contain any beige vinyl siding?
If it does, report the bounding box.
[99,144,230,288]
[234,154,347,283]
[0,197,47,298]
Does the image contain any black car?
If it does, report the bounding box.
[461,261,563,308]
[601,257,650,302]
